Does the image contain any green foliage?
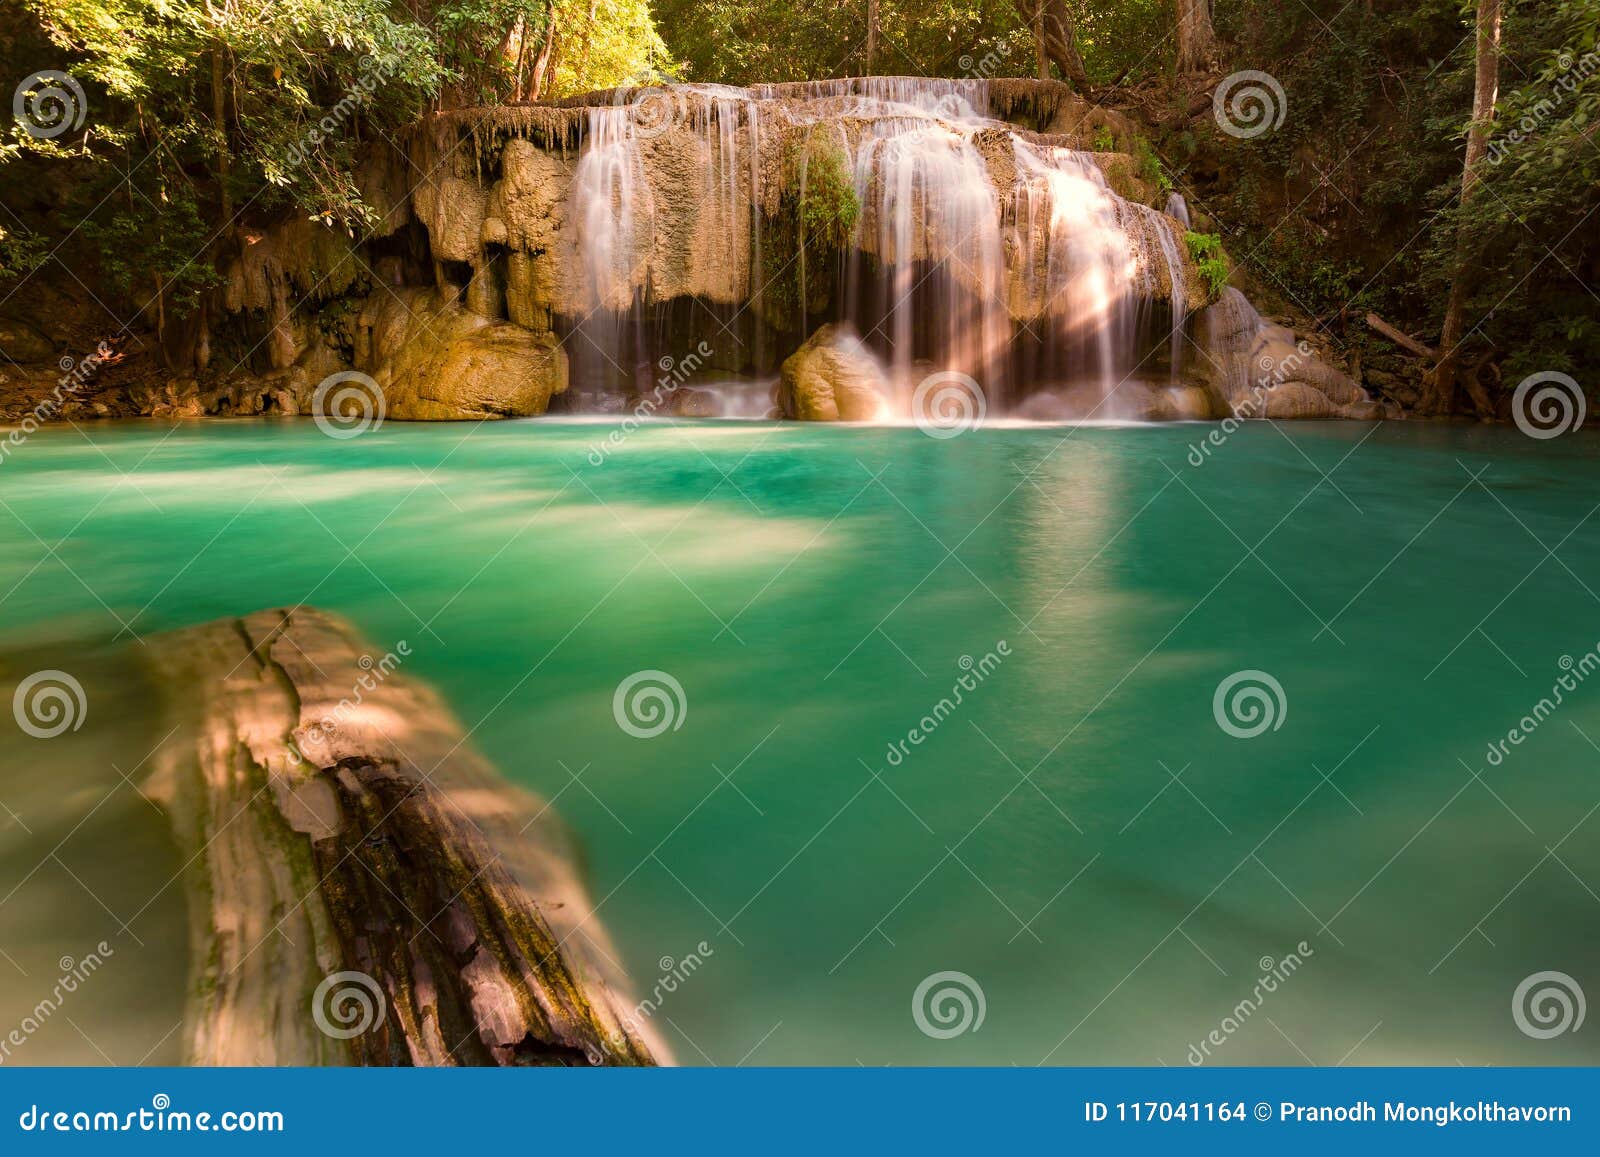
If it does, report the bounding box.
[652,0,1030,84]
[0,0,673,322]
[797,138,861,252]
[1092,125,1116,152]
[79,189,220,315]
[651,0,1170,86]
[758,133,863,331]
[0,225,49,281]
[4,0,1594,390]
[1197,0,1600,382]
[1134,136,1172,195]
[1185,232,1229,300]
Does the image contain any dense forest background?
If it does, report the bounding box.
[1,1,1596,415]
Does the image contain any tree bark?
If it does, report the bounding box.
[142,607,666,1066]
[867,0,879,74]
[1175,0,1217,73]
[527,0,558,101]
[1013,0,1091,93]
[209,45,231,228]
[1426,0,1502,415]
[1364,312,1436,359]
[1034,3,1049,80]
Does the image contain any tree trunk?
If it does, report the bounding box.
[209,45,231,229]
[1014,0,1091,92]
[1035,3,1049,80]
[1426,0,1502,415]
[142,607,667,1066]
[1175,0,1217,73]
[577,0,601,85]
[527,0,558,101]
[866,0,879,75]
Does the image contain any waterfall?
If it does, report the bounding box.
[1165,193,1191,229]
[848,103,1008,401]
[556,78,1192,413]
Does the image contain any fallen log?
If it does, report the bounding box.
[1364,312,1437,359]
[141,606,664,1066]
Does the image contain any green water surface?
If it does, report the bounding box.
[0,417,1596,1065]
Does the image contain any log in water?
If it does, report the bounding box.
[140,606,663,1066]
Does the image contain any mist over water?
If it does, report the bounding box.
[1,418,1597,1065]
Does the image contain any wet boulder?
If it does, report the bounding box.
[778,323,889,421]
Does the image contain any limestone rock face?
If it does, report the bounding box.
[1198,289,1375,420]
[412,174,490,264]
[779,323,890,421]
[360,288,569,420]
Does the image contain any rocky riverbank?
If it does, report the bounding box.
[2,78,1386,428]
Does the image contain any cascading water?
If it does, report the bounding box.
[559,78,1194,417]
[568,106,652,394]
[844,92,1009,403]
[1165,192,1191,229]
